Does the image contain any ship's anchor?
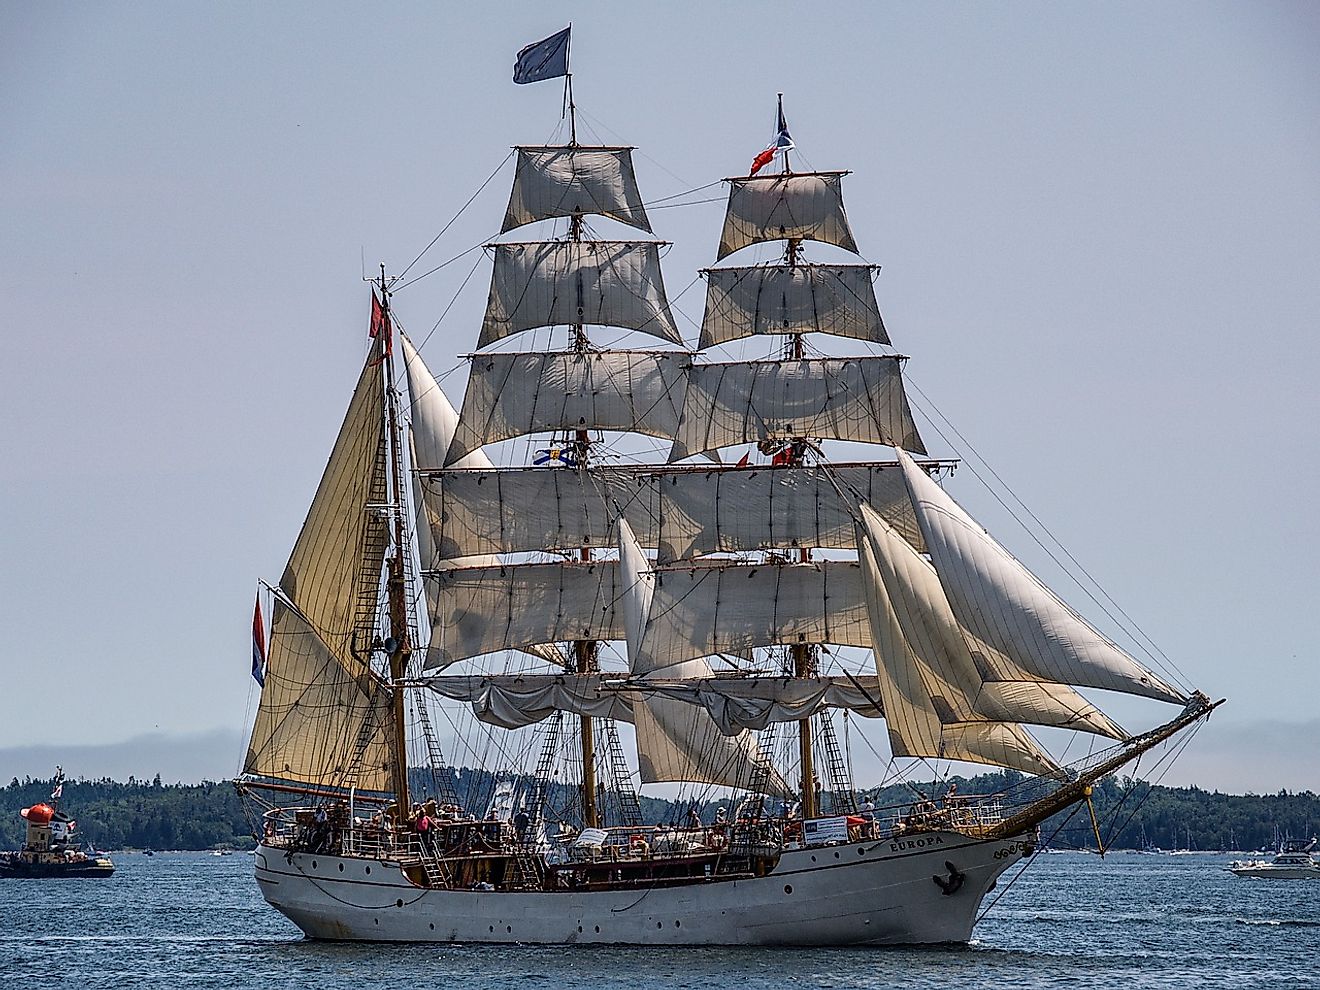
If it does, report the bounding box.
[932,861,965,896]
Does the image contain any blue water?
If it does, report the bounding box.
[3,851,1317,988]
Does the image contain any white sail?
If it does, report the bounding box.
[445,351,690,466]
[424,561,622,669]
[619,520,790,795]
[419,466,660,559]
[245,601,396,793]
[244,348,396,793]
[502,146,652,234]
[657,463,924,562]
[670,356,925,462]
[402,333,497,572]
[637,560,871,672]
[855,515,1061,778]
[638,674,884,736]
[478,241,682,349]
[424,673,636,729]
[856,503,1121,739]
[894,448,1186,705]
[717,172,859,260]
[699,264,887,349]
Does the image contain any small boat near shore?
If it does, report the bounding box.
[0,768,114,878]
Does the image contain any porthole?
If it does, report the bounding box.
[810,855,817,862]
[374,918,379,925]
[396,898,404,908]
[506,925,512,933]
[675,920,681,928]
[656,922,663,929]
[338,863,344,872]
[365,866,372,875]
[784,884,793,894]
[578,925,583,933]
[858,848,865,856]
[834,851,841,859]
[489,925,495,933]
[311,860,318,868]
[594,926,600,933]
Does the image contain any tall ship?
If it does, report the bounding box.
[237,31,1217,945]
[2,768,114,877]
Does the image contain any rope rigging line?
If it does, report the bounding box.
[395,150,514,283]
[902,374,1190,693]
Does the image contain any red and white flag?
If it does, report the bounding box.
[750,97,795,176]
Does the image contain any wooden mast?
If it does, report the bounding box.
[379,268,412,816]
[778,94,818,820]
[568,209,600,830]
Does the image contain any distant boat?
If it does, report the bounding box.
[143,848,155,857]
[0,767,114,878]
[1229,839,1320,879]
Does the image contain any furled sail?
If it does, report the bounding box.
[424,561,622,668]
[423,673,636,729]
[445,350,691,465]
[656,463,924,562]
[894,448,1186,705]
[244,349,396,793]
[636,559,871,673]
[502,146,652,234]
[669,357,925,461]
[698,264,887,349]
[478,242,682,349]
[636,674,884,736]
[619,521,790,795]
[855,507,1061,777]
[717,172,859,260]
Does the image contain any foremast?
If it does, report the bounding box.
[376,269,413,815]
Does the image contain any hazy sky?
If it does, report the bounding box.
[2,2,1317,793]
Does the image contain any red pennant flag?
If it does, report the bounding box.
[735,452,750,467]
[369,290,393,362]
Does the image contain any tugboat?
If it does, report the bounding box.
[0,768,114,877]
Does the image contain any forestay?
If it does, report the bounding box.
[445,350,691,465]
[717,172,859,260]
[478,242,682,348]
[669,357,925,461]
[502,146,652,233]
[699,264,887,348]
[894,449,1186,705]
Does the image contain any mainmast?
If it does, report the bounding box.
[378,268,412,814]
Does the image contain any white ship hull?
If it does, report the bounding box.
[254,830,1031,945]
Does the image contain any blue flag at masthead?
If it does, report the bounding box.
[513,26,571,84]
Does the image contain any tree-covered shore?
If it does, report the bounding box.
[2,770,1315,853]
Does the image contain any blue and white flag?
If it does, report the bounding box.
[534,447,578,467]
[513,26,571,85]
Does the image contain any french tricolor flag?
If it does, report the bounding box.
[750,96,795,176]
[252,595,267,687]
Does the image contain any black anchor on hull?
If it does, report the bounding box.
[932,860,965,895]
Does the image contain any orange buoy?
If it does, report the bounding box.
[20,804,54,824]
